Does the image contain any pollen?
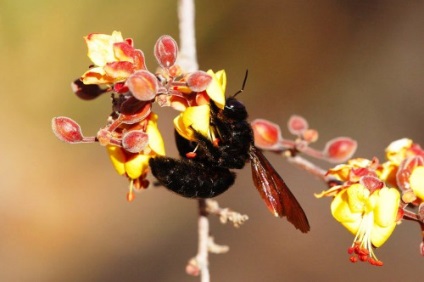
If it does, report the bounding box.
[347,214,384,266]
[186,152,197,158]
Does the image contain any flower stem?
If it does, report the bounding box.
[177,1,211,280]
[177,0,198,72]
[197,199,210,282]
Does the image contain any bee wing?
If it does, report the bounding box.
[249,146,310,233]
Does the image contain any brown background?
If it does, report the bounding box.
[1,0,423,281]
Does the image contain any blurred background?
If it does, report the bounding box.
[1,0,423,281]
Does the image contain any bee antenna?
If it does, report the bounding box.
[232,69,249,98]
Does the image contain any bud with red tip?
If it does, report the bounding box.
[288,115,308,135]
[154,35,178,68]
[186,258,200,277]
[51,117,85,143]
[126,70,158,101]
[302,129,319,143]
[323,137,357,163]
[186,71,212,92]
[251,119,283,150]
[122,130,149,153]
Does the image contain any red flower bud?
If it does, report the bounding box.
[126,70,158,101]
[251,119,283,150]
[122,130,149,153]
[323,137,357,163]
[186,71,212,92]
[51,117,84,143]
[154,35,178,68]
[288,115,308,135]
[302,129,319,143]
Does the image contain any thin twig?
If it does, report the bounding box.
[196,199,210,282]
[285,154,329,182]
[177,0,211,281]
[206,199,249,227]
[177,0,198,72]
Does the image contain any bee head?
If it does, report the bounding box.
[223,97,248,120]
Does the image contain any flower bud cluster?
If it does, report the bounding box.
[52,32,217,201]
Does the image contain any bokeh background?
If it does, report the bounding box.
[1,0,423,281]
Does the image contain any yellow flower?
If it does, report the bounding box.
[331,183,400,265]
[173,70,226,141]
[106,113,165,201]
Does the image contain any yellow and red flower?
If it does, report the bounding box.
[316,159,401,266]
[173,69,226,141]
[81,31,146,85]
[106,113,165,201]
[330,182,400,265]
[383,138,424,202]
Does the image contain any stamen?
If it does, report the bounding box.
[186,143,199,158]
[126,180,135,202]
[347,212,384,266]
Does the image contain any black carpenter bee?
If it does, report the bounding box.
[149,74,310,233]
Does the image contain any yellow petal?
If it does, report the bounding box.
[81,67,111,84]
[346,184,369,213]
[314,185,344,198]
[85,31,124,66]
[365,192,379,213]
[341,220,362,236]
[326,163,352,182]
[106,145,126,176]
[331,190,361,222]
[174,105,210,141]
[377,161,398,187]
[385,138,413,165]
[125,153,150,180]
[174,114,193,140]
[370,220,397,248]
[214,69,227,93]
[410,166,424,200]
[206,69,226,109]
[146,113,165,156]
[374,187,400,227]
